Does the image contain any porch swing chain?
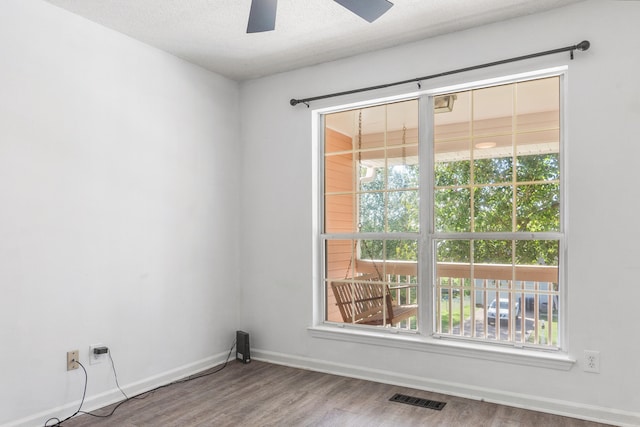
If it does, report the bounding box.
[343,110,382,281]
[402,125,406,165]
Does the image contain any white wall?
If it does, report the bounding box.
[239,1,640,425]
[0,1,240,425]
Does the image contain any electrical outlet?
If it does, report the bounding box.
[89,344,108,365]
[67,350,79,371]
[583,350,600,373]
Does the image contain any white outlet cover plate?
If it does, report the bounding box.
[89,344,108,365]
[583,350,600,373]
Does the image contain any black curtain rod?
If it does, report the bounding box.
[290,40,590,107]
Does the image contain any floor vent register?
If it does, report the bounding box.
[389,393,447,410]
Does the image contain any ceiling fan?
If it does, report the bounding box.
[247,0,394,33]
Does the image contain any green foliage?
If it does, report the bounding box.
[432,153,560,265]
[475,157,512,184]
[361,239,417,263]
[435,188,470,232]
[436,240,470,263]
[357,150,559,265]
[474,186,513,232]
[359,163,419,234]
[435,161,469,186]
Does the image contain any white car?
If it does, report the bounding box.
[487,298,519,325]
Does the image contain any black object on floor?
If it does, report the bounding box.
[389,393,446,410]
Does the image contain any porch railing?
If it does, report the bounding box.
[327,260,559,345]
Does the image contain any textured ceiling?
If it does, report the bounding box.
[44,0,582,81]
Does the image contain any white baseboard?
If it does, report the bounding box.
[252,348,640,427]
[2,351,232,427]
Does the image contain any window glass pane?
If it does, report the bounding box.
[514,240,559,346]
[516,153,559,182]
[324,194,355,233]
[473,239,512,265]
[385,239,418,263]
[325,111,354,154]
[435,138,471,162]
[436,240,471,304]
[473,84,514,136]
[325,239,356,279]
[387,127,419,147]
[359,104,386,148]
[360,239,383,262]
[474,156,513,184]
[515,129,559,158]
[434,91,470,141]
[435,188,471,232]
[516,183,560,232]
[325,153,353,192]
[435,239,472,337]
[515,240,559,269]
[387,190,419,232]
[358,192,385,232]
[473,186,513,232]
[435,160,470,187]
[358,149,385,192]
[387,100,419,146]
[437,281,469,336]
[515,77,559,133]
[436,239,471,263]
[325,239,355,323]
[387,149,419,190]
[473,134,513,161]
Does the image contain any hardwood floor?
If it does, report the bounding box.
[63,360,611,427]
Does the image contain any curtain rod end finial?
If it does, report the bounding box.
[577,40,590,51]
[290,99,299,106]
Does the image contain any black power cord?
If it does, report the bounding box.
[44,361,88,427]
[108,350,130,400]
[43,339,236,426]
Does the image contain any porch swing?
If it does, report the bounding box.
[330,112,417,327]
[330,257,417,327]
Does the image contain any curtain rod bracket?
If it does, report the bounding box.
[290,40,590,107]
[572,40,590,60]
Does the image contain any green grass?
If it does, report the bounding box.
[527,312,558,345]
[438,298,559,346]
[439,298,472,330]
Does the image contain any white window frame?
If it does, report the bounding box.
[310,66,573,370]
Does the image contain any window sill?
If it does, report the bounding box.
[308,325,575,371]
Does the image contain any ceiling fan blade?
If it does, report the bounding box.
[333,0,393,23]
[247,0,278,33]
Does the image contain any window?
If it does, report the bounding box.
[433,76,562,348]
[320,73,564,350]
[323,100,420,330]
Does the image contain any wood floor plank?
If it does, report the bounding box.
[62,360,612,427]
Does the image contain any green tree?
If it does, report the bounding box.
[359,162,419,262]
[359,153,560,266]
